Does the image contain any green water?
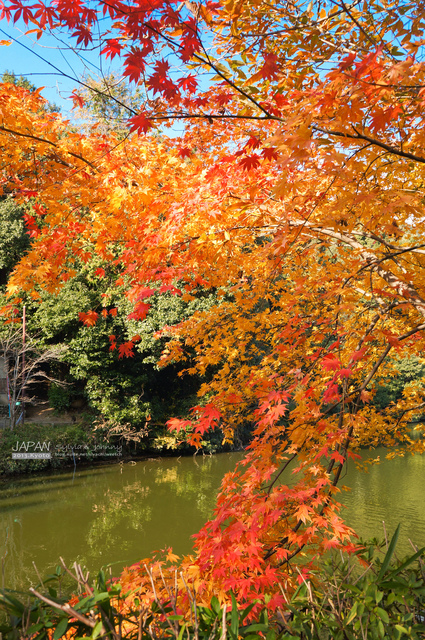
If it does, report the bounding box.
[0,449,424,591]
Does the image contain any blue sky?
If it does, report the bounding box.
[0,18,191,137]
[0,10,217,139]
[0,19,122,116]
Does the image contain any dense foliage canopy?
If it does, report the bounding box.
[1,0,425,608]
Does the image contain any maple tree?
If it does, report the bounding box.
[1,0,425,612]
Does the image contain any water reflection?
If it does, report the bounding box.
[340,450,425,548]
[0,449,424,591]
[0,454,242,590]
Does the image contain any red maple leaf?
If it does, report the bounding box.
[101,38,123,61]
[22,213,40,237]
[331,451,346,464]
[245,137,261,150]
[11,1,34,25]
[72,26,92,47]
[127,302,150,321]
[262,147,279,161]
[239,154,261,172]
[322,355,340,371]
[71,91,85,109]
[136,287,155,299]
[347,450,362,461]
[147,58,179,98]
[128,113,152,134]
[192,403,221,434]
[167,417,192,433]
[32,203,47,216]
[159,284,182,295]
[296,504,311,523]
[216,93,233,107]
[260,52,280,79]
[178,75,198,93]
[79,310,99,326]
[118,341,134,359]
[323,383,340,403]
[180,20,202,60]
[337,368,352,379]
[350,347,367,362]
[178,146,192,159]
[123,48,146,83]
[33,2,56,29]
[339,52,356,71]
[187,432,203,447]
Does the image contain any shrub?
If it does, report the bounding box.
[281,526,425,640]
[48,384,71,414]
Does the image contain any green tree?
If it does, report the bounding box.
[0,197,31,286]
[1,70,60,113]
[374,356,425,416]
[26,261,219,449]
[1,70,35,92]
[74,73,144,138]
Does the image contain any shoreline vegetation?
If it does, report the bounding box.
[0,418,233,478]
[1,413,422,478]
[1,526,424,639]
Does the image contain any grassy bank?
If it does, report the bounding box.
[0,420,230,477]
[0,422,123,476]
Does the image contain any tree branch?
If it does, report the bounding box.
[312,125,425,164]
[0,125,97,170]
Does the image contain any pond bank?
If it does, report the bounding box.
[0,419,228,478]
[0,420,164,477]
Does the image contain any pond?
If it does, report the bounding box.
[1,448,424,592]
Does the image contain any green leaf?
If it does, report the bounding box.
[53,617,69,640]
[230,591,239,640]
[27,622,44,634]
[345,602,358,624]
[379,580,408,590]
[377,524,400,581]
[97,569,107,592]
[210,595,221,616]
[376,607,389,624]
[244,623,269,633]
[395,624,408,635]
[1,592,26,613]
[94,591,112,603]
[388,547,425,579]
[91,620,103,639]
[48,586,58,599]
